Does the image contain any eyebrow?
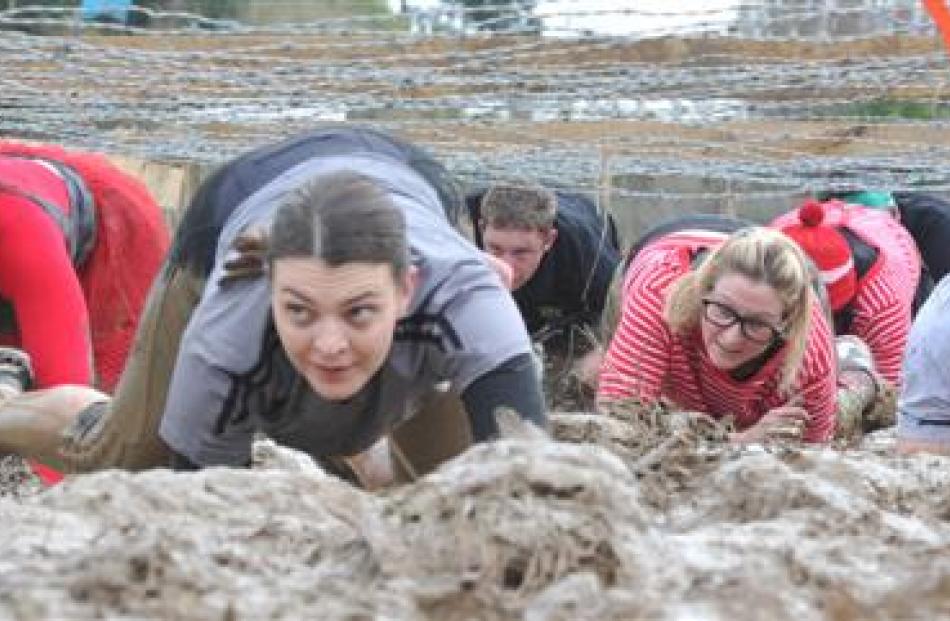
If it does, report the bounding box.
[343,292,381,305]
[742,310,782,325]
[279,287,380,306]
[709,296,782,323]
[489,243,534,252]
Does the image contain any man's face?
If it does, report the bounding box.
[482,224,556,290]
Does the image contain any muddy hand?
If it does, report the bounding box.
[220,227,269,285]
[763,405,809,442]
[734,405,809,444]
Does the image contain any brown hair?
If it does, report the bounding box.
[268,171,409,277]
[480,182,557,231]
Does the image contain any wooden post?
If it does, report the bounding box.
[108,155,209,230]
[723,177,737,218]
[598,143,613,220]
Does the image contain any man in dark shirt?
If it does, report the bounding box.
[466,183,620,387]
[891,192,950,283]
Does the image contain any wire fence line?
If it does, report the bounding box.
[1,2,949,234]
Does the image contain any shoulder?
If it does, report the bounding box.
[402,253,519,341]
[554,191,598,217]
[398,255,531,390]
[894,192,950,216]
[900,305,950,416]
[844,205,914,250]
[909,280,950,351]
[553,192,607,236]
[627,241,691,291]
[182,274,274,373]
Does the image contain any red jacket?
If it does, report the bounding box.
[598,231,837,442]
[0,143,169,391]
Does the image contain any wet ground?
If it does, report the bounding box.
[1,409,948,620]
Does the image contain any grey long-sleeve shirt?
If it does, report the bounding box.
[159,152,532,466]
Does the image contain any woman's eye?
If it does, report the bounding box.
[710,305,734,322]
[284,303,312,324]
[348,305,378,324]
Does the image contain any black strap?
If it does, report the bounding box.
[0,346,33,390]
[832,226,879,334]
[837,226,877,282]
[0,156,97,268]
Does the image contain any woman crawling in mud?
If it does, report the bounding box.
[0,126,546,488]
[597,217,882,444]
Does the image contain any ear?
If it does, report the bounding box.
[396,265,419,318]
[543,227,558,251]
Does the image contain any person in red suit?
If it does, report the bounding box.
[772,199,920,388]
[0,141,170,481]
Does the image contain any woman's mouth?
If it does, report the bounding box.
[314,364,352,381]
[714,342,744,356]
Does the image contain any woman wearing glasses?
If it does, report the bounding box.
[598,221,837,443]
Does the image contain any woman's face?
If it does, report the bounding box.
[271,257,414,401]
[699,272,785,371]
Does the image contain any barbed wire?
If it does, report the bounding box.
[1,2,948,226]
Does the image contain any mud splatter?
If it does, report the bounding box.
[1,418,947,620]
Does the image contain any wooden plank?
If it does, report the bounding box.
[5,137,211,229]
[103,155,210,229]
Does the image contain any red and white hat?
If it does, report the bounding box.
[779,200,856,311]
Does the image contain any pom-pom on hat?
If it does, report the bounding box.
[779,200,856,311]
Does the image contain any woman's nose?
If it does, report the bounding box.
[721,321,746,346]
[312,323,347,356]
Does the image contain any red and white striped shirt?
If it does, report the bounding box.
[597,231,837,442]
[772,202,919,386]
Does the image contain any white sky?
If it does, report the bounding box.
[387,0,741,35]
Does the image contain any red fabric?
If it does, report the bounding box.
[597,231,837,442]
[0,142,170,392]
[772,201,920,386]
[925,0,950,55]
[0,158,93,387]
[776,200,856,311]
[28,461,64,485]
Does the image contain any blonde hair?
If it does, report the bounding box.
[664,227,815,394]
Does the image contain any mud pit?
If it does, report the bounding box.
[2,23,949,617]
[1,408,948,621]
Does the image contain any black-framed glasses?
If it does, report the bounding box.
[701,298,784,344]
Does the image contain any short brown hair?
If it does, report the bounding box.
[480,183,557,231]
